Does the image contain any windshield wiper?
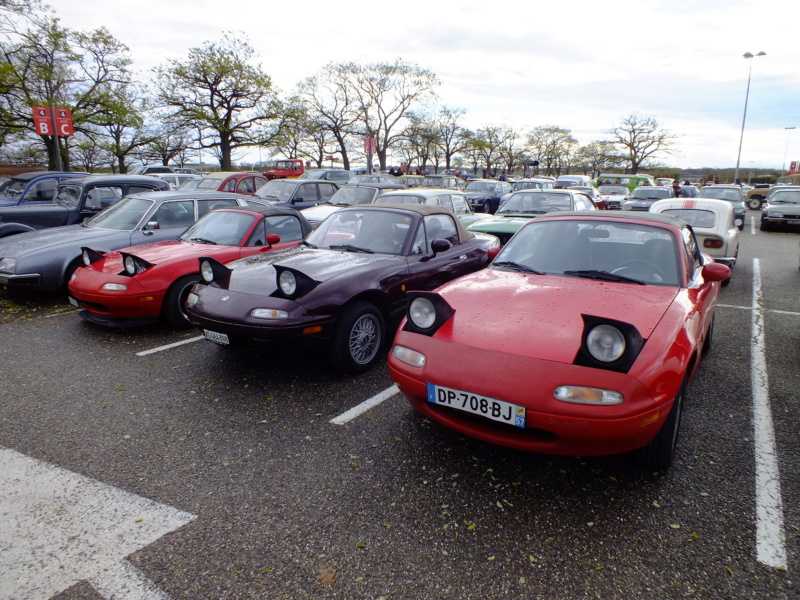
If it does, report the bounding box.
[563,269,646,285]
[190,237,218,245]
[329,244,374,254]
[493,261,544,274]
[301,240,317,248]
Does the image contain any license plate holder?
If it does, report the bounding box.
[427,383,525,427]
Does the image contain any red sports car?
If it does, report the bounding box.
[68,205,313,327]
[388,211,730,471]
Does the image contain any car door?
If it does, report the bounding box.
[290,183,321,209]
[239,214,306,258]
[129,200,197,246]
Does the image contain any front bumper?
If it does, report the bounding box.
[389,330,674,456]
[0,272,42,287]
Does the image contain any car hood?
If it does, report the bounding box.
[226,246,399,294]
[468,214,537,232]
[0,224,121,257]
[434,269,678,363]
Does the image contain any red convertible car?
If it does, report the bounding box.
[389,211,730,471]
[68,205,313,327]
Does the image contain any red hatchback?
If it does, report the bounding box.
[69,205,313,327]
[389,211,730,471]
[195,172,267,195]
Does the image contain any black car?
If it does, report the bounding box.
[184,204,500,373]
[0,171,88,208]
[463,179,513,214]
[0,175,170,237]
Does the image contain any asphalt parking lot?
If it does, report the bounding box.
[1,214,798,600]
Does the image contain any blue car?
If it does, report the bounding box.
[0,171,87,208]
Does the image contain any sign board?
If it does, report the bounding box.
[31,105,74,137]
[55,107,74,136]
[363,137,377,154]
[31,105,53,136]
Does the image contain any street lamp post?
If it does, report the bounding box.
[782,126,796,172]
[734,51,766,184]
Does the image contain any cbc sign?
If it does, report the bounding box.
[31,105,74,137]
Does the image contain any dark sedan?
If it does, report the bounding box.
[0,191,254,292]
[621,186,675,211]
[463,179,513,214]
[253,179,339,210]
[184,204,500,373]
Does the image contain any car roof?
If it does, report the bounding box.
[201,171,260,179]
[380,188,465,198]
[61,174,173,186]
[11,171,83,181]
[535,210,686,228]
[338,183,403,191]
[338,203,475,240]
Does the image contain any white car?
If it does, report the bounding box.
[650,198,738,284]
[374,188,489,227]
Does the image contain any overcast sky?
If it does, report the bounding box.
[43,0,800,171]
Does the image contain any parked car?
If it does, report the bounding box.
[596,184,628,210]
[171,167,203,176]
[149,173,202,190]
[184,204,500,373]
[463,179,513,214]
[129,166,175,175]
[388,211,730,471]
[696,185,746,230]
[467,189,598,245]
[69,205,312,327]
[571,186,605,208]
[346,174,395,186]
[0,191,253,292]
[396,174,425,188]
[497,178,556,208]
[374,188,489,227]
[554,175,593,188]
[195,172,267,195]
[262,158,304,180]
[300,183,403,227]
[745,184,773,210]
[253,179,339,210]
[759,187,800,231]
[0,171,88,208]
[298,169,352,184]
[650,198,738,284]
[0,175,170,238]
[622,186,675,211]
[420,175,463,190]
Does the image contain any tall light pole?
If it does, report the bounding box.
[783,126,796,172]
[734,51,766,183]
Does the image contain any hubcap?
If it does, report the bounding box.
[349,314,380,364]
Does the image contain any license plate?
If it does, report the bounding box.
[427,383,525,428]
[787,219,800,225]
[203,329,229,345]
[68,297,79,308]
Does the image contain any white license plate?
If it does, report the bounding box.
[68,297,79,308]
[427,383,525,428]
[203,329,230,345]
[787,219,800,225]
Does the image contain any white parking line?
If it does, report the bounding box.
[717,304,800,317]
[45,309,79,318]
[136,336,204,356]
[750,214,757,235]
[330,385,400,425]
[751,258,787,569]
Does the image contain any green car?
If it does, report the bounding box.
[467,189,598,245]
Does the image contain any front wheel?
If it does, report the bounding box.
[162,274,200,328]
[760,220,771,232]
[328,301,385,374]
[747,197,764,210]
[638,382,685,472]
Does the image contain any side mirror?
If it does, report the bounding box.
[266,233,281,246]
[144,220,160,230]
[701,262,731,283]
[487,246,501,262]
[430,239,451,255]
[292,197,303,203]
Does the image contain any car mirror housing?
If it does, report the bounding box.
[430,239,451,255]
[702,262,731,283]
[266,233,281,246]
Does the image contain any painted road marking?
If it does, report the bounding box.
[718,304,800,317]
[136,336,204,356]
[45,309,79,318]
[750,258,787,569]
[0,448,196,599]
[330,385,400,425]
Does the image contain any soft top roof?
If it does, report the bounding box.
[337,202,474,241]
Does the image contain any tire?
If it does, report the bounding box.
[760,220,770,232]
[328,301,385,374]
[638,382,685,472]
[746,197,764,210]
[162,274,200,328]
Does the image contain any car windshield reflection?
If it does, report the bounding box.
[307,209,413,255]
[84,196,154,230]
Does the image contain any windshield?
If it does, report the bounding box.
[661,208,717,228]
[254,180,297,202]
[698,187,742,202]
[84,196,154,230]
[513,181,544,191]
[597,186,628,195]
[179,210,255,245]
[298,170,324,180]
[54,184,82,209]
[769,191,800,205]
[421,177,445,187]
[2,179,27,198]
[374,194,423,204]
[306,208,413,255]
[328,186,377,205]
[465,181,495,193]
[494,220,680,286]
[498,192,571,214]
[196,177,224,190]
[630,188,670,200]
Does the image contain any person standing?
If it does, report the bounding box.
[672,181,682,197]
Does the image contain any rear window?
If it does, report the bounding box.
[661,208,717,228]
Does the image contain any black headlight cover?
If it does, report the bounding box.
[118,252,154,277]
[81,247,106,266]
[574,314,645,373]
[271,266,318,299]
[198,256,232,289]
[402,291,455,336]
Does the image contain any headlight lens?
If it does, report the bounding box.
[409,297,436,329]
[392,345,427,368]
[82,250,91,266]
[123,255,136,275]
[200,260,214,283]
[279,270,297,296]
[0,257,16,273]
[101,283,128,291]
[251,308,288,319]
[771,211,783,218]
[554,386,623,405]
[586,324,626,362]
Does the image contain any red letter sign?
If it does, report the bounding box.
[32,106,53,136]
[55,108,74,137]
